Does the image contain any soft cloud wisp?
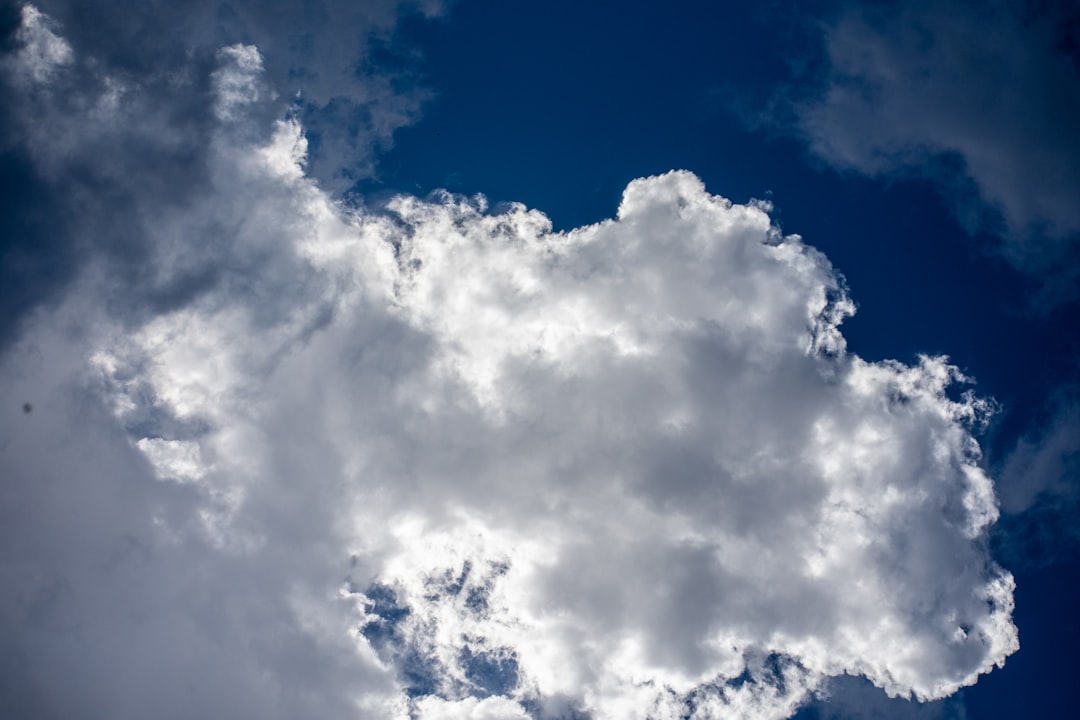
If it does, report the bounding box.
[790,0,1080,299]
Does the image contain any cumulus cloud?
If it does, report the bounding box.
[787,0,1080,297]
[0,8,1018,720]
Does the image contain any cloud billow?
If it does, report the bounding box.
[0,9,1017,720]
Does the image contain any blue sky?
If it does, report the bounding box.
[2,1,1078,719]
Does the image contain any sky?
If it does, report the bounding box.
[1,1,1079,719]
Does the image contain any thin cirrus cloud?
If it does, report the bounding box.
[789,0,1080,300]
[1,6,1018,720]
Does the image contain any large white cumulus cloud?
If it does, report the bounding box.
[0,11,1017,720]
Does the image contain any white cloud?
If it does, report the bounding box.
[0,10,1019,720]
[413,696,532,720]
[212,44,272,122]
[0,309,404,720]
[1,4,72,85]
[790,0,1080,289]
[135,437,209,483]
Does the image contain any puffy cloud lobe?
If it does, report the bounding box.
[1,14,1018,720]
[791,0,1080,294]
[360,183,1015,713]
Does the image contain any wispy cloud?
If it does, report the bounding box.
[783,0,1080,304]
[0,0,438,349]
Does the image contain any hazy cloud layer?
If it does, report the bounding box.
[789,0,1080,298]
[28,0,441,185]
[1,8,1019,720]
[0,0,436,351]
